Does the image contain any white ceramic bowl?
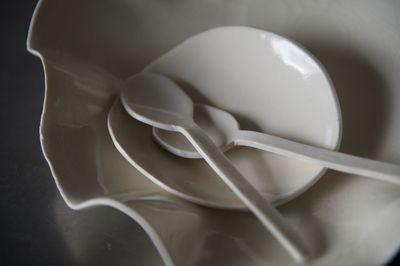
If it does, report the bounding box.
[28,0,400,265]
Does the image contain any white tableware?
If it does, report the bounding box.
[109,26,342,210]
[28,0,400,265]
[154,104,400,184]
[120,72,310,263]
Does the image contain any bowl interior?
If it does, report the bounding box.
[28,0,400,265]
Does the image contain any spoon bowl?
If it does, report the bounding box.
[121,72,194,130]
[153,104,240,158]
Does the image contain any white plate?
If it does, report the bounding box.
[108,26,341,209]
[28,0,400,265]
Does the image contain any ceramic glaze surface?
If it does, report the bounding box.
[28,0,400,265]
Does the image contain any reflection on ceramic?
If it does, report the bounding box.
[155,104,400,184]
[28,0,400,266]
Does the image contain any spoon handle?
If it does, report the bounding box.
[179,123,311,264]
[235,130,400,185]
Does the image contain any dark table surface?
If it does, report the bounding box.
[0,1,398,265]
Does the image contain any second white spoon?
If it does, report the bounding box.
[154,104,400,185]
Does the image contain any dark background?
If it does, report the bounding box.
[0,1,163,265]
[0,1,398,265]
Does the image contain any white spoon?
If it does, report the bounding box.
[120,72,311,264]
[154,104,400,185]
